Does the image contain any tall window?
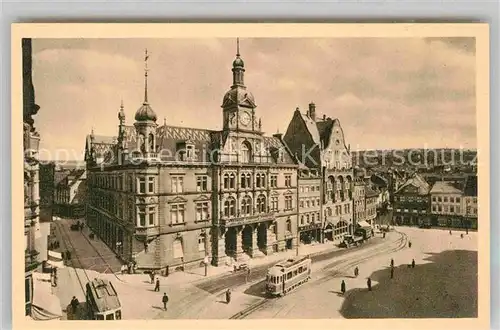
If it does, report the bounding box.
[270,175,278,188]
[257,194,267,213]
[173,238,184,259]
[138,207,146,227]
[170,204,185,224]
[271,196,278,211]
[241,141,252,163]
[148,177,155,193]
[300,215,304,225]
[223,174,229,189]
[196,202,209,221]
[224,197,236,217]
[286,218,292,232]
[229,173,236,189]
[241,196,252,215]
[240,173,251,189]
[138,177,146,194]
[284,195,293,210]
[196,176,208,192]
[148,206,155,226]
[198,234,206,252]
[285,175,292,187]
[171,176,184,193]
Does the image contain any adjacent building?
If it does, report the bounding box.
[53,168,87,218]
[85,44,299,271]
[39,162,55,222]
[284,103,354,244]
[353,178,366,225]
[462,175,478,229]
[365,186,378,225]
[392,173,431,226]
[430,180,464,227]
[297,165,322,244]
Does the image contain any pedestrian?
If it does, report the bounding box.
[225,288,232,304]
[411,259,415,269]
[246,268,251,283]
[61,251,66,260]
[460,233,464,239]
[340,280,346,295]
[354,266,359,278]
[127,263,132,274]
[154,278,160,292]
[390,258,394,268]
[150,271,155,284]
[449,230,452,235]
[162,292,169,311]
[367,278,372,291]
[390,267,394,279]
[121,264,126,275]
[70,296,79,314]
[408,241,412,248]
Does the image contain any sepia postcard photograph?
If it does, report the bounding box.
[12,23,490,329]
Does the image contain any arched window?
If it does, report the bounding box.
[240,141,252,163]
[286,218,292,232]
[148,133,155,151]
[306,214,310,223]
[224,197,236,217]
[300,215,304,225]
[256,174,262,188]
[223,174,229,189]
[173,238,184,259]
[240,173,246,189]
[229,173,236,189]
[257,194,266,213]
[241,196,252,215]
[139,133,146,153]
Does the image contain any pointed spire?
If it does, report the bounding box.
[144,48,149,104]
[164,117,167,126]
[236,37,240,57]
[120,98,124,110]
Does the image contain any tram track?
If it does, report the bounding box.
[230,230,409,319]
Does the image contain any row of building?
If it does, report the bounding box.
[83,43,391,272]
[392,172,478,229]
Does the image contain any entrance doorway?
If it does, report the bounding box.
[242,225,253,254]
[325,223,333,241]
[286,239,293,250]
[225,228,237,258]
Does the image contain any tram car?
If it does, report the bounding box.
[85,278,122,320]
[265,255,312,297]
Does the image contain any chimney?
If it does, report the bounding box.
[273,133,283,140]
[308,102,316,121]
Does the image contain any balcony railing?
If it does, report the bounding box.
[135,226,160,237]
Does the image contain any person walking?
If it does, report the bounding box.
[225,288,232,304]
[246,268,251,283]
[411,259,416,269]
[150,271,155,284]
[154,278,160,292]
[367,278,372,291]
[70,296,79,315]
[390,258,394,268]
[354,266,359,278]
[162,292,169,311]
[449,230,452,235]
[340,280,346,295]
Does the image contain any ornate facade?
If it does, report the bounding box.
[284,103,355,244]
[85,43,298,270]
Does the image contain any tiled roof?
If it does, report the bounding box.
[430,181,463,195]
[395,173,430,195]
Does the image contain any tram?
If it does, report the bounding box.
[85,278,122,320]
[265,255,312,297]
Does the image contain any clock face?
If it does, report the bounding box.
[240,112,251,126]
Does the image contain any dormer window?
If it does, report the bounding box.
[177,140,195,162]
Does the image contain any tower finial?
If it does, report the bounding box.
[120,98,124,109]
[236,37,240,56]
[144,48,149,104]
[164,117,166,126]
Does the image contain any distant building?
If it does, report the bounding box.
[53,169,87,218]
[430,180,464,227]
[462,175,478,229]
[392,173,431,226]
[39,162,55,222]
[353,178,366,225]
[365,186,378,225]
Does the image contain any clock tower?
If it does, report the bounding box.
[221,38,261,133]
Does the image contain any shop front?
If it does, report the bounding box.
[299,222,322,244]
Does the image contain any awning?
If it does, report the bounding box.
[47,250,64,268]
[357,221,372,228]
[31,272,62,320]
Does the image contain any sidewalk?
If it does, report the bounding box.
[114,241,343,289]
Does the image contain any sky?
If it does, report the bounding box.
[31,37,476,161]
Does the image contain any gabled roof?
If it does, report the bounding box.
[395,173,430,195]
[430,181,464,195]
[463,175,477,197]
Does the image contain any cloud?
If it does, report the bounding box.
[31,37,476,159]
